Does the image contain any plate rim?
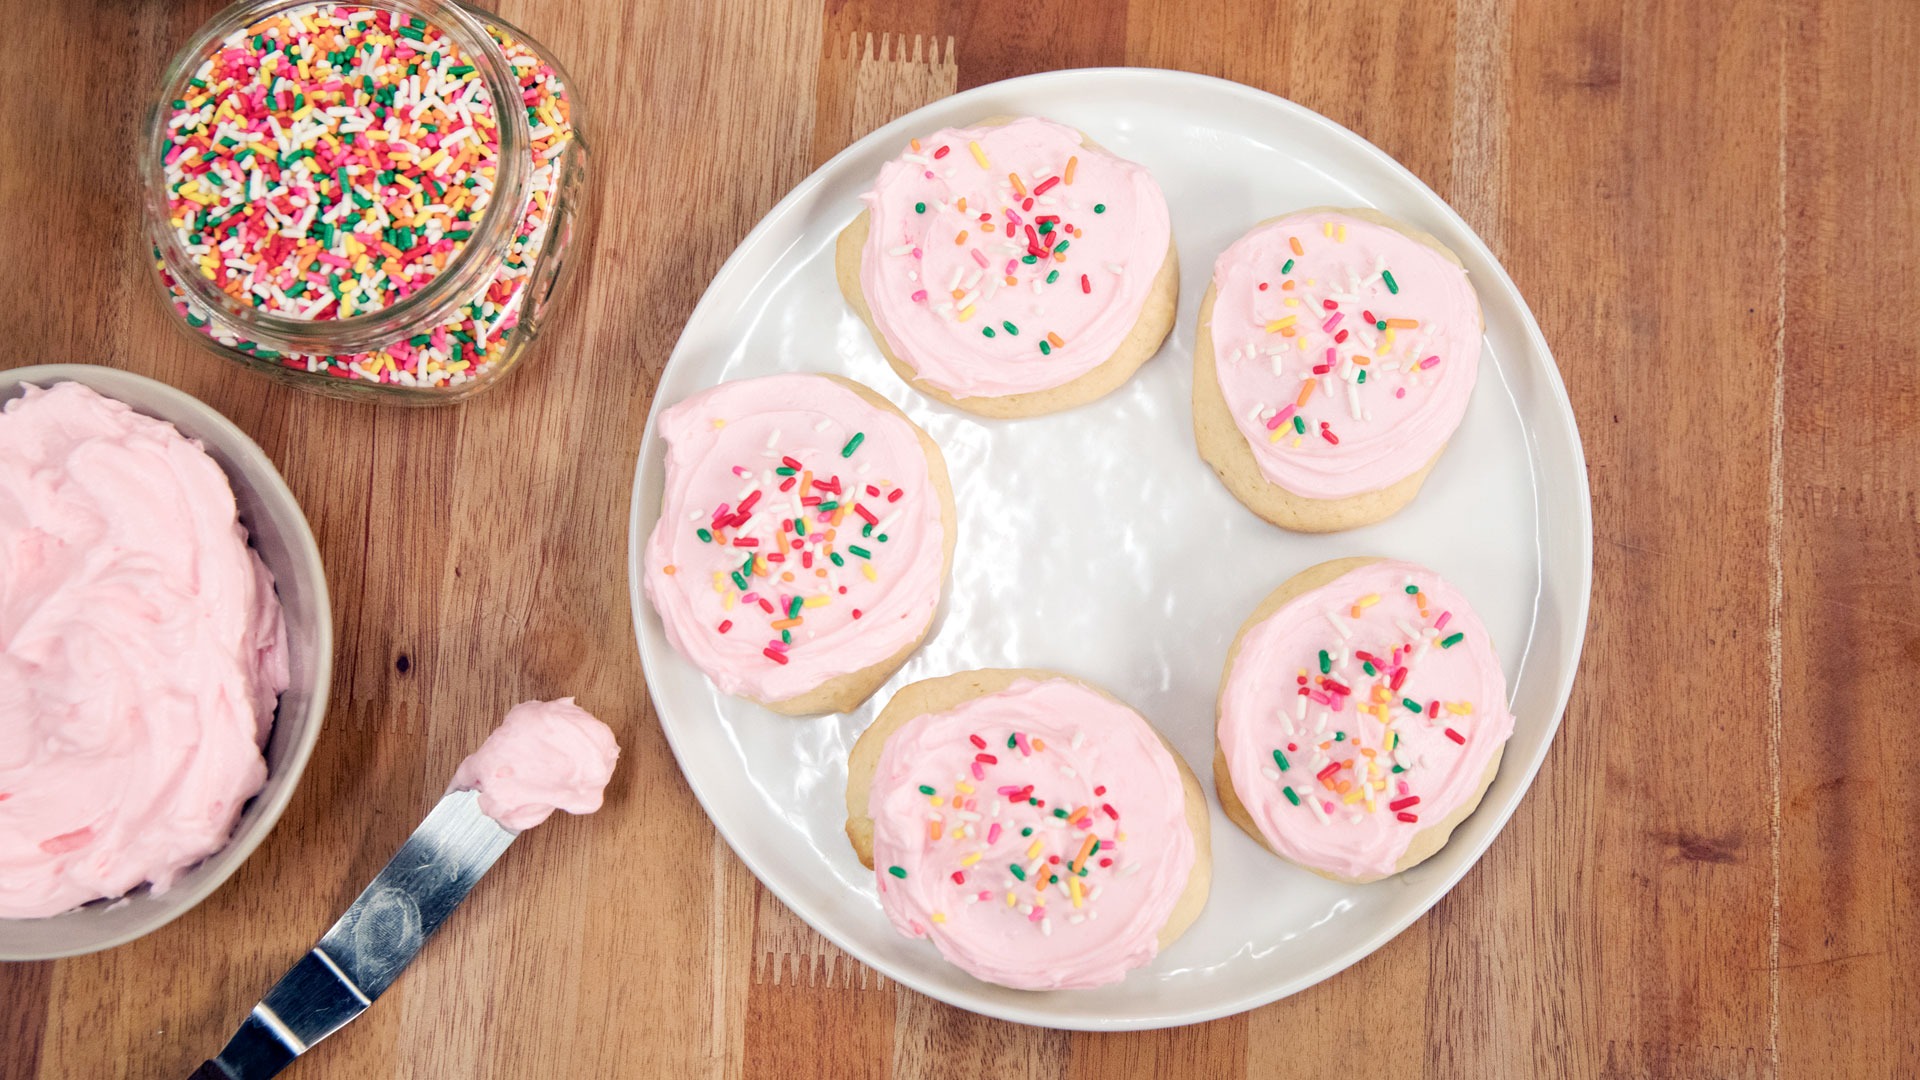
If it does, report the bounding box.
[627,66,1593,1030]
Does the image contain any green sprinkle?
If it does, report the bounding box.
[1281,258,1295,274]
[888,866,907,879]
[841,432,865,457]
[776,466,796,476]
[1010,865,1027,881]
[1039,341,1052,356]
[877,534,889,543]
[1406,584,1420,594]
[1283,786,1301,806]
[1094,203,1106,213]
[1002,321,1020,336]
[1053,240,1070,254]
[1293,415,1307,434]
[1020,827,1032,836]
[788,596,804,619]
[1334,732,1346,742]
[1392,765,1406,773]
[983,327,996,338]
[862,523,873,538]
[915,202,926,213]
[1008,735,1017,749]
[918,785,935,795]
[1053,808,1068,818]
[1357,370,1368,384]
[1441,632,1465,648]
[1376,320,1388,331]
[1363,661,1377,676]
[1318,649,1331,674]
[829,552,844,567]
[730,571,747,591]
[849,545,872,559]
[1273,749,1290,772]
[1028,798,1039,806]
[1045,270,1059,284]
[1038,221,1054,235]
[794,518,807,537]
[781,629,792,644]
[1383,270,1399,294]
[696,528,713,543]
[1022,255,1039,264]
[1403,697,1422,712]
[818,501,839,512]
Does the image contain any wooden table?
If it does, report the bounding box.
[2,0,1912,1076]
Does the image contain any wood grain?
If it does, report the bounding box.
[1,0,1915,1077]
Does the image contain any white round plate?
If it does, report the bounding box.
[628,69,1590,1030]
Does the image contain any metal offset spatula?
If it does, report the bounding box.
[190,788,515,1079]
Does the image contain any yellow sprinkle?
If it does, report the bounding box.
[1069,878,1084,908]
[804,595,830,607]
[954,781,974,794]
[931,912,946,924]
[862,564,878,583]
[1269,427,1286,443]
[711,572,726,593]
[1446,702,1474,715]
[960,852,982,866]
[1292,437,1303,447]
[1322,221,1334,237]
[957,305,976,322]
[710,418,726,429]
[1006,891,1017,907]
[969,140,989,168]
[929,795,944,806]
[1338,224,1348,242]
[949,827,964,839]
[723,593,735,611]
[1264,315,1298,333]
[1343,789,1365,805]
[1026,841,1043,859]
[1357,594,1381,607]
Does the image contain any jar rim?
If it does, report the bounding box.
[142,0,533,357]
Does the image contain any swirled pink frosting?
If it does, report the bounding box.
[868,678,1195,990]
[450,698,619,832]
[0,381,289,919]
[642,374,946,705]
[1208,210,1481,499]
[1218,561,1514,880]
[858,117,1171,399]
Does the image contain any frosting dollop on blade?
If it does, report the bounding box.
[643,374,945,705]
[859,117,1171,398]
[0,381,289,919]
[450,698,619,832]
[868,677,1194,990]
[1209,210,1480,499]
[1218,561,1513,880]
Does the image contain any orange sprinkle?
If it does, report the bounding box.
[928,820,942,841]
[662,565,677,575]
[1385,318,1419,329]
[1281,280,1296,290]
[1289,236,1304,256]
[1064,155,1078,184]
[1004,275,1018,286]
[957,197,967,213]
[910,138,921,152]
[779,571,794,583]
[1296,382,1316,407]
[955,230,969,245]
[1070,833,1096,872]
[770,617,801,630]
[1032,738,1046,752]
[951,289,966,300]
[982,223,995,232]
[1053,250,1067,261]
[1046,332,1065,348]
[1009,172,1027,196]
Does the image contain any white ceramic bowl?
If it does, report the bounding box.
[0,364,332,960]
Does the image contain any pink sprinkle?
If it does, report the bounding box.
[1397,780,1410,796]
[1028,908,1044,923]
[970,762,984,780]
[1322,801,1336,814]
[766,640,788,653]
[1396,388,1408,398]
[1321,312,1343,333]
[1435,611,1452,631]
[971,248,989,267]
[1325,347,1337,368]
[911,289,928,302]
[1420,354,1442,369]
[1309,690,1333,706]
[987,824,1002,844]
[1265,404,1297,431]
[741,592,759,604]
[911,247,923,259]
[996,785,1021,796]
[977,890,993,901]
[1014,732,1032,756]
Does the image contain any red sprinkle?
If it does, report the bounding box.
[1322,299,1338,310]
[887,488,905,503]
[975,753,998,765]
[1321,427,1340,445]
[1390,668,1408,691]
[933,145,950,159]
[1428,700,1441,717]
[1082,274,1092,294]
[855,503,879,525]
[1334,329,1349,343]
[732,537,758,547]
[1396,811,1420,823]
[1389,796,1421,812]
[851,609,863,619]
[763,648,789,664]
[778,477,797,492]
[1093,785,1107,796]
[1258,282,1269,291]
[717,620,732,634]
[781,456,804,470]
[1032,175,1061,196]
[1101,803,1119,820]
[1445,728,1467,745]
[1099,858,1113,868]
[951,871,966,884]
[970,734,987,749]
[1316,763,1341,782]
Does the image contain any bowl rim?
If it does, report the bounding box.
[0,363,333,959]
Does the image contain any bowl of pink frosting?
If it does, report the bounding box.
[0,364,332,959]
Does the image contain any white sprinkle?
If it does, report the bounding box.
[1068,914,1086,925]
[1059,765,1078,779]
[764,428,781,449]
[1262,765,1281,781]
[1041,917,1053,937]
[1070,730,1086,751]
[1325,611,1352,639]
[813,419,832,432]
[887,244,913,256]
[1120,862,1142,878]
[1308,798,1331,824]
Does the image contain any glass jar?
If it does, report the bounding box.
[142,0,591,403]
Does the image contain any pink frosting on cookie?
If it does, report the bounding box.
[858,117,1171,399]
[643,374,946,705]
[449,698,619,832]
[868,678,1195,990]
[1218,561,1514,880]
[1208,210,1481,500]
[0,381,288,919]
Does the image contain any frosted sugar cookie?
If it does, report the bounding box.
[846,669,1210,990]
[1194,208,1482,531]
[1214,558,1514,883]
[641,374,955,715]
[838,117,1178,417]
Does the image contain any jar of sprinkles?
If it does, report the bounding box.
[142,0,590,402]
